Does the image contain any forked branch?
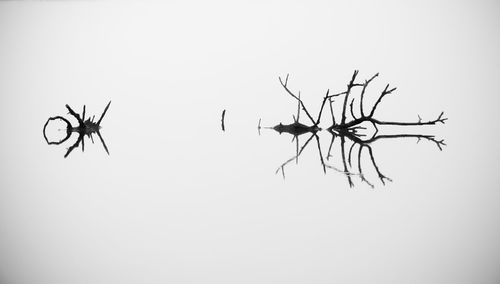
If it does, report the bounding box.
[359,73,379,117]
[368,83,397,118]
[279,74,317,126]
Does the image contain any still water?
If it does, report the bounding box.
[1,1,500,284]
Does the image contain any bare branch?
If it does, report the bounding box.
[349,98,356,120]
[368,84,397,118]
[66,104,84,126]
[328,97,336,125]
[326,90,347,98]
[359,73,379,117]
[64,133,84,158]
[96,130,110,155]
[341,70,360,125]
[372,112,448,126]
[97,101,112,126]
[296,93,301,122]
[315,89,329,125]
[278,75,316,125]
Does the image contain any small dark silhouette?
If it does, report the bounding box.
[261,71,447,187]
[221,109,226,131]
[43,101,111,158]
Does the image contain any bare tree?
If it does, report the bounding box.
[260,70,447,187]
[326,70,447,135]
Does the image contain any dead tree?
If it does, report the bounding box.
[270,74,330,136]
[326,70,447,136]
[261,70,447,187]
[43,101,111,158]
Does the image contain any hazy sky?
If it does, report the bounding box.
[1,1,500,284]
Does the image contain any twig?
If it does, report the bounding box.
[96,130,110,155]
[328,97,336,125]
[279,74,316,125]
[315,89,329,126]
[97,101,112,126]
[359,73,379,117]
[66,104,84,126]
[349,98,356,120]
[368,84,397,118]
[340,70,360,125]
[64,133,83,158]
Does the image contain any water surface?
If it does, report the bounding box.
[1,1,500,283]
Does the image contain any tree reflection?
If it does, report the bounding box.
[268,126,445,187]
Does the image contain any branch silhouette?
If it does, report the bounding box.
[274,74,330,135]
[260,70,447,187]
[325,70,448,133]
[324,128,449,187]
[43,101,112,158]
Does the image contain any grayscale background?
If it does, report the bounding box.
[1,1,499,283]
